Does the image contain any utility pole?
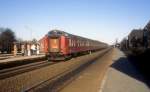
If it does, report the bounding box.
[24,25,33,40]
[116,38,119,44]
[115,38,119,48]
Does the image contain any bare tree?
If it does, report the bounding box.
[0,28,16,53]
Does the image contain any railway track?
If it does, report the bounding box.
[25,49,111,92]
[25,61,94,92]
[0,61,58,79]
[0,48,112,92]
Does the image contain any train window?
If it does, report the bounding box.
[69,39,72,47]
[71,40,72,47]
[71,40,74,47]
[73,40,75,47]
[72,40,74,47]
[80,41,82,46]
[83,41,84,46]
[79,40,81,47]
[74,40,76,47]
[79,41,80,47]
[75,40,77,47]
[86,42,87,46]
[87,41,90,46]
[71,40,73,47]
[82,41,84,46]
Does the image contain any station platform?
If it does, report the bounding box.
[100,49,150,92]
[0,54,13,60]
[60,48,150,92]
[0,54,45,64]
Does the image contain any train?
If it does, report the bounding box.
[39,30,108,60]
[120,21,150,55]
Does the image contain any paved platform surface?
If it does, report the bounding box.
[101,49,150,92]
[0,54,45,63]
[0,54,14,60]
[59,48,150,92]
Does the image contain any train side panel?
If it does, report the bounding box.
[39,36,49,53]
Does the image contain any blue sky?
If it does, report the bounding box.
[0,0,150,44]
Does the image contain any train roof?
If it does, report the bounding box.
[47,29,102,43]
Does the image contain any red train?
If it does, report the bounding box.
[39,30,107,60]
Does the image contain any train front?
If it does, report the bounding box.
[46,30,69,61]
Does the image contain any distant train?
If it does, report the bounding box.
[39,30,108,60]
[120,21,150,55]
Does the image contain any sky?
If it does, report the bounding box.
[0,0,150,44]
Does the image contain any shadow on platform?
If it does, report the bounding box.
[111,57,150,88]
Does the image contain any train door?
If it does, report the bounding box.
[60,36,69,55]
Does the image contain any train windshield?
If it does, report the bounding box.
[49,37,60,52]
